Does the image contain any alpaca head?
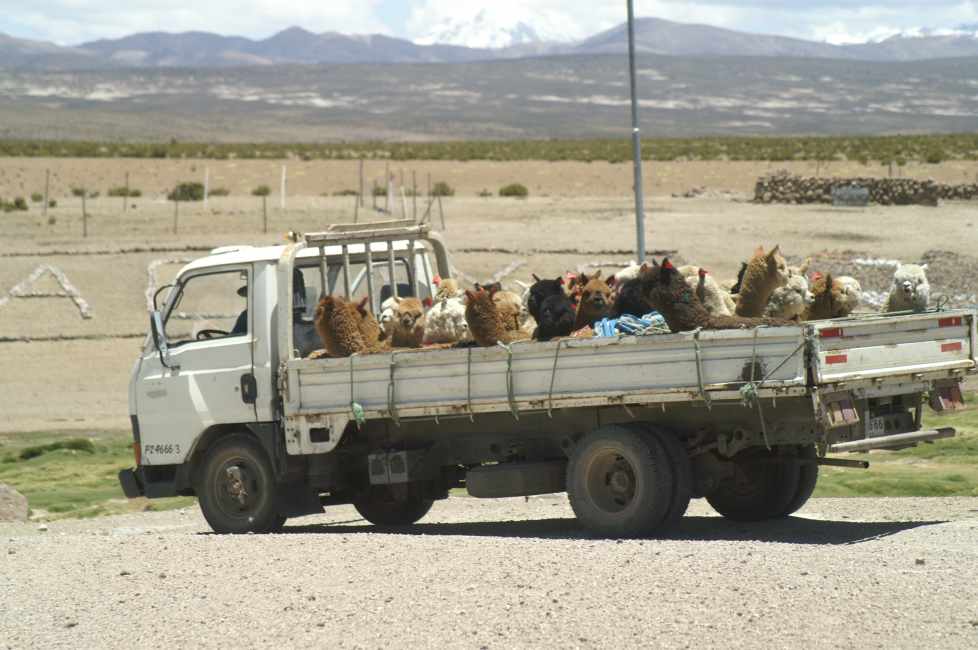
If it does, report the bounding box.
[757,245,790,287]
[528,274,565,320]
[577,271,613,313]
[647,258,711,331]
[892,264,929,305]
[393,297,425,331]
[808,273,846,319]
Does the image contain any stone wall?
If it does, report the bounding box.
[754,172,978,206]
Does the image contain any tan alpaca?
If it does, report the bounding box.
[735,245,790,317]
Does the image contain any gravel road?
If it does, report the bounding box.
[2,496,977,649]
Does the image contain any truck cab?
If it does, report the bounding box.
[123,222,452,527]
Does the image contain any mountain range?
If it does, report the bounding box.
[4,18,978,71]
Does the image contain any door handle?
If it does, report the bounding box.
[240,374,257,404]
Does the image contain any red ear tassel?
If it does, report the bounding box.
[662,260,675,271]
[432,274,442,286]
[698,268,708,277]
[422,297,433,308]
[558,277,565,285]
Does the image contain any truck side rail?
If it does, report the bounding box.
[281,326,809,455]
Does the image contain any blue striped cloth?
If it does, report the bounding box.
[593,312,668,337]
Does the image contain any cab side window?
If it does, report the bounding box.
[164,270,248,345]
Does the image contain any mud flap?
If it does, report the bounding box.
[930,380,965,412]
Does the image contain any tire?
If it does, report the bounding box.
[646,428,692,528]
[197,434,286,534]
[354,486,434,527]
[567,425,674,538]
[706,448,801,522]
[781,444,819,517]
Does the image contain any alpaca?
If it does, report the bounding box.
[534,293,577,341]
[388,297,426,348]
[729,262,748,294]
[735,245,790,317]
[314,295,368,357]
[679,266,734,317]
[352,296,389,350]
[433,276,461,301]
[613,263,657,317]
[642,259,793,332]
[573,271,614,329]
[493,290,525,331]
[882,264,930,312]
[835,276,862,314]
[527,275,566,321]
[804,273,847,320]
[465,287,531,347]
[423,294,469,344]
[765,274,814,321]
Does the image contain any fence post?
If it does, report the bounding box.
[412,170,417,221]
[43,169,50,220]
[82,191,88,238]
[262,196,268,234]
[204,167,210,208]
[359,159,365,207]
[384,162,390,213]
[353,194,359,224]
[438,196,446,230]
[123,171,129,213]
[173,199,179,235]
[280,165,286,210]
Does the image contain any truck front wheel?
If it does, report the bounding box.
[197,434,286,534]
[706,448,801,522]
[354,486,434,527]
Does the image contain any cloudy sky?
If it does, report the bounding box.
[2,0,977,46]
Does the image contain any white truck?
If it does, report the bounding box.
[120,220,975,537]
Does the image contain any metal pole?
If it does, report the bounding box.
[627,0,647,263]
[412,170,417,221]
[82,191,87,238]
[280,165,286,211]
[359,159,364,207]
[262,196,268,233]
[173,199,178,235]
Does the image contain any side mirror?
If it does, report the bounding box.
[149,311,172,367]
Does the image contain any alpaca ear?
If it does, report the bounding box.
[532,273,541,282]
[432,274,442,286]
[593,270,602,280]
[578,272,589,285]
[464,289,476,301]
[798,257,812,276]
[640,262,650,272]
[606,276,617,288]
[488,285,500,297]
[767,245,781,259]
[357,296,369,311]
[698,268,708,277]
[394,297,402,305]
[556,276,565,285]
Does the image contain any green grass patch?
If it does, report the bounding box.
[0,430,194,520]
[815,392,978,497]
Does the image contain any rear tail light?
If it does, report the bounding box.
[820,327,844,339]
[938,317,963,328]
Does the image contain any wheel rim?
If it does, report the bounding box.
[213,456,264,522]
[583,447,638,514]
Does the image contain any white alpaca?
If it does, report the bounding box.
[678,266,734,316]
[765,274,814,320]
[835,276,863,314]
[882,264,929,312]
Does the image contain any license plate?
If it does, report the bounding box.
[866,416,886,437]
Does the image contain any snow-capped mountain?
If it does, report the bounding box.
[415,8,576,49]
[876,24,978,41]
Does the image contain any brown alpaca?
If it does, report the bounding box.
[643,260,793,332]
[573,271,614,329]
[389,297,426,348]
[735,245,790,317]
[465,287,530,347]
[353,296,390,352]
[314,295,368,357]
[804,273,847,321]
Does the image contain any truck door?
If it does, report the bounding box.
[136,265,257,465]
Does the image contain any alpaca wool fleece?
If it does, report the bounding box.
[314,295,368,357]
[465,288,530,347]
[573,271,614,329]
[804,273,847,321]
[646,260,793,332]
[390,297,426,348]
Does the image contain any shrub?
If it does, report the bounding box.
[209,187,230,197]
[499,183,529,198]
[48,199,57,208]
[18,438,96,461]
[333,189,359,196]
[30,192,43,203]
[108,187,142,198]
[168,182,205,202]
[13,197,28,210]
[71,187,86,198]
[431,181,454,197]
[372,184,387,197]
[252,185,271,197]
[478,189,492,197]
[925,150,944,164]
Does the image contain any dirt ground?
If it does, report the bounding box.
[1,158,977,433]
[2,496,977,649]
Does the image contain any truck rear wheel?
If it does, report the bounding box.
[647,428,692,528]
[706,448,801,522]
[781,444,819,517]
[197,434,286,534]
[567,425,674,538]
[354,486,434,527]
